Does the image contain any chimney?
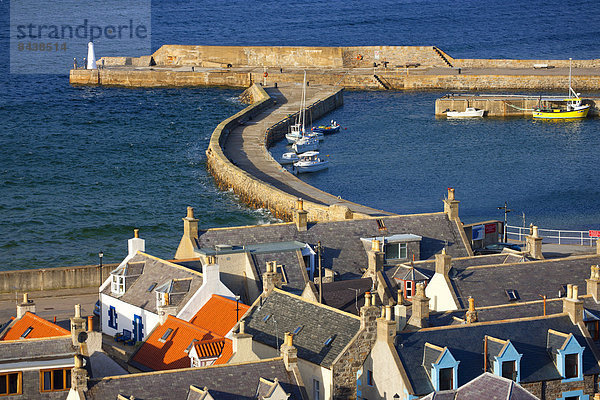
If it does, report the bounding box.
[229,321,259,363]
[280,332,298,372]
[597,238,600,255]
[70,354,88,393]
[377,305,396,345]
[407,283,430,329]
[395,289,408,331]
[87,316,93,332]
[293,199,308,232]
[587,265,600,302]
[70,305,87,346]
[366,239,384,276]
[435,248,451,276]
[525,225,544,259]
[465,297,478,323]
[443,188,460,221]
[262,261,281,295]
[175,206,199,259]
[360,292,379,331]
[563,284,584,324]
[16,293,36,318]
[202,255,221,286]
[127,228,145,258]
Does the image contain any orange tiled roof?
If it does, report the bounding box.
[1,312,70,341]
[132,315,231,371]
[190,294,250,337]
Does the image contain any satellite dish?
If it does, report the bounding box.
[77,331,88,344]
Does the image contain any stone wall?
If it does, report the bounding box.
[456,58,600,69]
[0,263,117,293]
[521,374,597,399]
[206,83,365,223]
[331,305,379,399]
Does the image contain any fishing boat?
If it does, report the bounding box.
[533,58,590,120]
[446,107,485,118]
[292,135,319,153]
[312,120,341,134]
[280,152,299,165]
[293,151,328,173]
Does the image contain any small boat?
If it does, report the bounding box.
[293,151,329,173]
[286,130,323,143]
[312,120,341,134]
[286,124,304,144]
[292,135,319,153]
[446,107,485,118]
[280,152,299,165]
[533,58,590,120]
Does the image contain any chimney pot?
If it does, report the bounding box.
[87,315,93,332]
[385,305,392,321]
[468,297,475,312]
[372,239,381,252]
[297,198,304,211]
[239,320,245,334]
[285,332,293,346]
[567,284,573,299]
[187,206,194,219]
[134,229,139,238]
[74,304,81,318]
[448,187,455,201]
[74,354,83,368]
[532,225,539,238]
[23,293,28,304]
[573,285,579,299]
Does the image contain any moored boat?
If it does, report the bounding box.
[293,151,329,173]
[446,107,485,118]
[280,152,299,165]
[292,135,319,153]
[312,120,341,134]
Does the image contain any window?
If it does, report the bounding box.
[405,281,413,298]
[108,305,118,330]
[20,326,33,339]
[158,328,173,343]
[40,368,71,392]
[0,372,21,396]
[505,289,519,301]
[385,243,407,260]
[111,275,125,295]
[502,360,516,381]
[312,379,320,400]
[376,219,386,230]
[367,369,374,386]
[324,335,335,346]
[147,282,157,292]
[293,325,304,335]
[438,367,453,391]
[565,353,578,379]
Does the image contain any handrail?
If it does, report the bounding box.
[506,225,595,246]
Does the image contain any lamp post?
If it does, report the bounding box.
[497,202,512,242]
[98,251,104,268]
[235,295,240,321]
[317,241,323,304]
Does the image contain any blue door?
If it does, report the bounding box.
[132,314,144,342]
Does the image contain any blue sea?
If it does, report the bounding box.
[1,0,600,269]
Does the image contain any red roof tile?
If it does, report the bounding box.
[1,312,70,341]
[132,315,232,371]
[190,295,249,337]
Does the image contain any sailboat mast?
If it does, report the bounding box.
[569,57,572,98]
[301,71,307,133]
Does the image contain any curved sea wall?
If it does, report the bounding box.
[205,84,368,222]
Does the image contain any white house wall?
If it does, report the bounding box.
[99,292,160,341]
[177,264,235,321]
[359,341,411,400]
[425,273,458,312]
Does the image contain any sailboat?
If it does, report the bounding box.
[533,58,590,119]
[285,72,310,143]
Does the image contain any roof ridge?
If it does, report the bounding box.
[164,315,224,339]
[0,334,72,344]
[138,251,203,277]
[463,253,600,271]
[417,313,567,332]
[92,356,286,381]
[272,288,361,320]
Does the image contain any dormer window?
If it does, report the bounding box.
[547,329,585,383]
[502,360,516,380]
[423,343,459,391]
[385,242,407,260]
[485,336,522,382]
[111,275,125,295]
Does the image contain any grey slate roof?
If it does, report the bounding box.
[448,255,600,309]
[0,336,75,363]
[320,277,373,315]
[420,372,539,400]
[102,253,203,314]
[197,213,470,280]
[86,358,304,400]
[397,314,599,396]
[242,289,361,367]
[252,250,306,295]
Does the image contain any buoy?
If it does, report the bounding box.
[86,41,97,70]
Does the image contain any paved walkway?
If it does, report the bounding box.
[222,83,392,217]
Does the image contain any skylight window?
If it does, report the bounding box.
[376,219,386,230]
[505,289,519,301]
[293,325,304,335]
[263,314,272,323]
[20,326,33,339]
[158,328,173,343]
[147,282,157,292]
[324,335,335,346]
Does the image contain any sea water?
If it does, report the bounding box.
[1,0,599,269]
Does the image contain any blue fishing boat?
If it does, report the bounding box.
[312,120,341,134]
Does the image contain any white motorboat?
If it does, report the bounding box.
[292,135,319,153]
[293,151,329,173]
[280,152,299,165]
[446,107,485,118]
[286,129,322,144]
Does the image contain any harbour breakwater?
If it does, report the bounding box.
[70,45,600,91]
